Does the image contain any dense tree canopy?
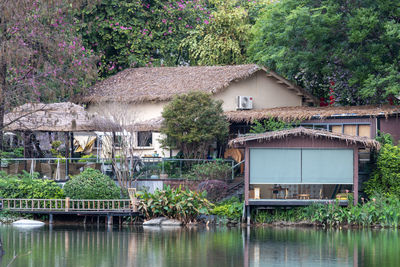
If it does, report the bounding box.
[77,0,210,77]
[160,92,229,159]
[180,0,260,65]
[77,0,268,77]
[248,0,400,105]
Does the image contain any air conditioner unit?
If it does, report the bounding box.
[236,96,253,110]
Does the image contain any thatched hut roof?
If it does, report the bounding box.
[81,64,318,104]
[229,127,381,149]
[127,117,163,132]
[225,105,400,123]
[4,102,114,132]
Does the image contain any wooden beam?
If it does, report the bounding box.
[353,148,359,206]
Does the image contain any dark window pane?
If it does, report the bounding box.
[138,132,152,147]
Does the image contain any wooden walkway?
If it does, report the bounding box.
[0,198,140,224]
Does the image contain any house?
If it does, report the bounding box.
[228,127,381,225]
[225,105,400,142]
[80,64,318,157]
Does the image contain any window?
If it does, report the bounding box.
[302,123,371,137]
[137,131,152,147]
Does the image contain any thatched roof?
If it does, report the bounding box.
[225,105,400,123]
[81,64,318,104]
[229,127,381,149]
[4,102,114,132]
[128,117,163,132]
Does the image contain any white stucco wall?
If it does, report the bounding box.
[213,71,302,111]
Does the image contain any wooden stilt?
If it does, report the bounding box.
[107,215,113,225]
[246,205,251,226]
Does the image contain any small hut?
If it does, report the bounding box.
[229,127,381,225]
[3,102,115,179]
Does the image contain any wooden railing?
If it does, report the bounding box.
[0,198,136,212]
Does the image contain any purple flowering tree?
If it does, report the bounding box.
[0,0,97,147]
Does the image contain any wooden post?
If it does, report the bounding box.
[244,147,250,206]
[353,148,359,206]
[107,214,113,225]
[246,205,251,226]
[65,132,70,180]
[65,197,70,212]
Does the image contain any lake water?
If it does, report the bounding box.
[0,225,399,267]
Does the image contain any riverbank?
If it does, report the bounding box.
[0,211,27,224]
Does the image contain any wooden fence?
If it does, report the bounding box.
[0,198,137,213]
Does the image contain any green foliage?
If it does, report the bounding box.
[77,0,209,77]
[253,195,400,228]
[365,144,400,197]
[0,173,65,199]
[249,118,297,134]
[191,160,231,180]
[180,0,258,65]
[63,168,120,199]
[0,147,24,159]
[78,154,97,163]
[210,197,243,221]
[375,131,394,146]
[136,185,213,224]
[248,0,400,104]
[161,92,229,159]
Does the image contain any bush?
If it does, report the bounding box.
[365,144,400,198]
[197,180,228,202]
[191,160,231,180]
[252,195,400,228]
[210,197,243,221]
[78,154,97,163]
[0,174,64,199]
[137,185,212,224]
[63,168,120,199]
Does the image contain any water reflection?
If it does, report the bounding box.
[0,225,399,267]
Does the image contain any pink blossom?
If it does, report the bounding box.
[204,20,209,24]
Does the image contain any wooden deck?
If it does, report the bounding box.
[0,198,140,217]
[248,199,349,207]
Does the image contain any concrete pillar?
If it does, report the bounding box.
[49,214,54,224]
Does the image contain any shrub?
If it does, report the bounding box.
[78,154,97,163]
[210,197,243,221]
[0,175,64,199]
[160,91,229,159]
[63,168,120,199]
[137,185,212,224]
[197,180,228,202]
[191,160,231,180]
[365,144,400,198]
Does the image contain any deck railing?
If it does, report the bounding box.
[0,198,134,212]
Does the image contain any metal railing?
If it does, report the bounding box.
[0,157,237,181]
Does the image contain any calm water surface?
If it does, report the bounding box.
[0,225,399,267]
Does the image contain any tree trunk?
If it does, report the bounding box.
[0,14,7,151]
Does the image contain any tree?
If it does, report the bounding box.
[160,92,229,159]
[94,104,150,190]
[180,0,253,65]
[0,0,97,147]
[77,0,209,77]
[248,0,400,105]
